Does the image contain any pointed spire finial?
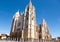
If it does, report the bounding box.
[42,18,47,26]
[18,9,19,12]
[30,0,31,3]
[42,18,46,25]
[42,18,45,22]
[29,0,32,6]
[16,10,20,15]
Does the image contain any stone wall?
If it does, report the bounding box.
[0,39,60,42]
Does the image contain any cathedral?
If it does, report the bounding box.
[10,0,51,41]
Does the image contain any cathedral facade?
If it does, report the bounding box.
[10,0,51,41]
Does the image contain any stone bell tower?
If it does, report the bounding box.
[23,0,38,40]
[41,19,51,40]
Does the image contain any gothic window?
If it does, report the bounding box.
[26,12,29,21]
[31,12,33,14]
[26,25,28,28]
[27,17,28,20]
[26,11,29,14]
[32,18,33,20]
[30,24,31,27]
[18,22,21,27]
[32,16,34,20]
[17,28,20,31]
[27,7,29,11]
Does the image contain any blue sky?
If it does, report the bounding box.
[0,0,60,38]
